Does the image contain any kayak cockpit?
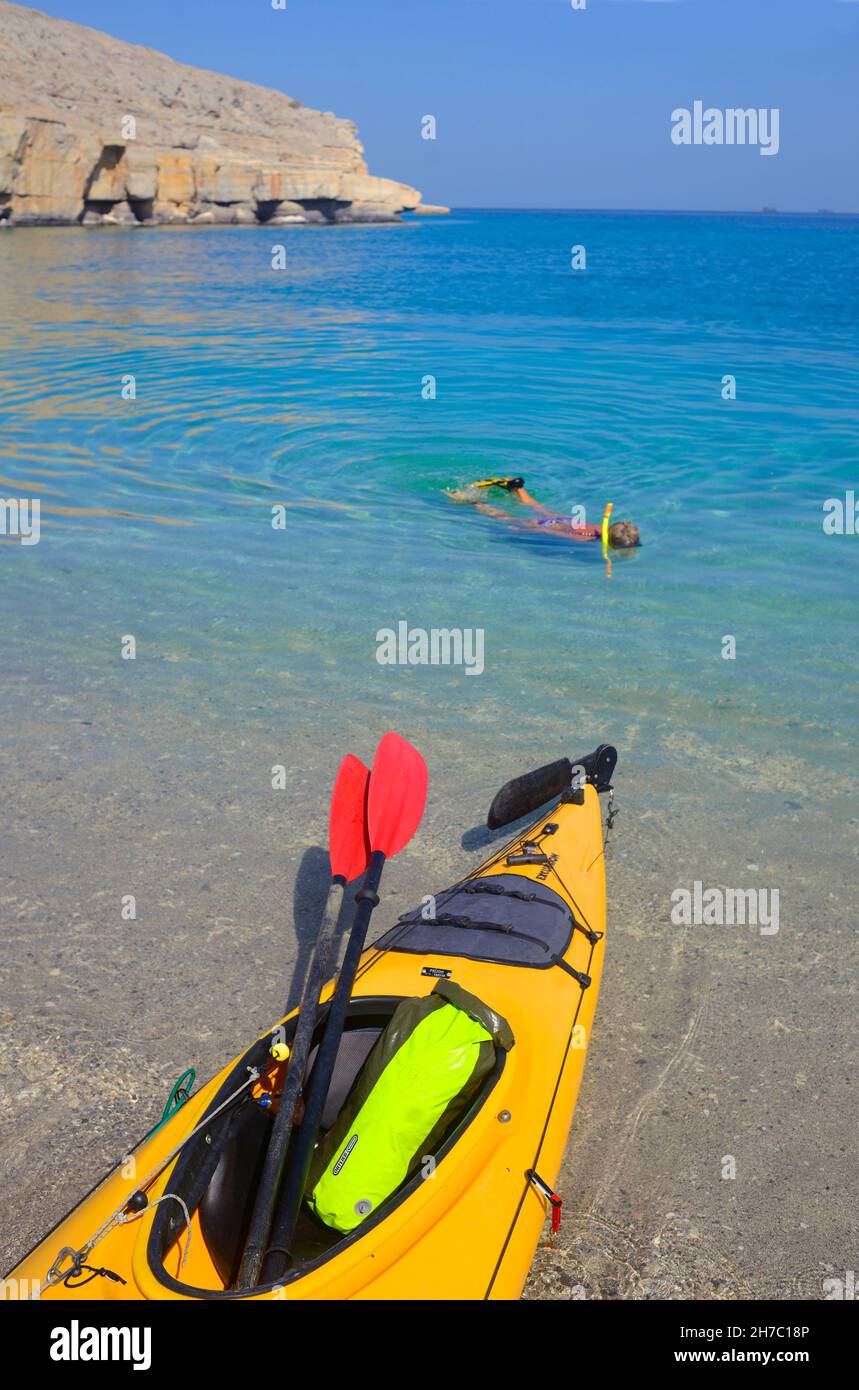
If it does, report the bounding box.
[146,995,507,1298]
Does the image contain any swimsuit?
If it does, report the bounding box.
[536,517,601,540]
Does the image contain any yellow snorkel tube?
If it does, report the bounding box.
[601,502,613,555]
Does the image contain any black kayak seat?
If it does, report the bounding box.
[304,1028,379,1131]
[199,1023,384,1284]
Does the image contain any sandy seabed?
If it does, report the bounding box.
[1,664,854,1300]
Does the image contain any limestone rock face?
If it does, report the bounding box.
[0,0,442,228]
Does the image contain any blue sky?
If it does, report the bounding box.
[17,0,859,210]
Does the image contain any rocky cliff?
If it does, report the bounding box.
[0,0,441,228]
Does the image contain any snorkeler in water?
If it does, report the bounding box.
[447,477,641,548]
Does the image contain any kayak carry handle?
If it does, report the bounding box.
[487,745,617,830]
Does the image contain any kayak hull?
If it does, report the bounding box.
[7,785,607,1301]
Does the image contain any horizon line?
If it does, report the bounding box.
[435,207,857,217]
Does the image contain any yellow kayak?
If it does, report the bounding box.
[7,750,615,1301]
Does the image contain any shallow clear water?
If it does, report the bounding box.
[4,211,859,1296]
[2,211,858,797]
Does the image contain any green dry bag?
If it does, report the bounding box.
[307,980,513,1234]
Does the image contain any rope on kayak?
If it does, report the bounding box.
[355,790,612,987]
[355,818,564,974]
[122,1194,194,1266]
[54,1190,193,1289]
[150,1067,197,1135]
[464,816,598,935]
[474,801,615,1294]
[462,882,603,945]
[484,928,600,1299]
[463,881,558,903]
[62,1263,128,1289]
[526,1170,563,1233]
[353,819,579,983]
[40,1069,260,1295]
[414,912,594,987]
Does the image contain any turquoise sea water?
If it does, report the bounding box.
[4,210,859,1294]
[1,210,858,809]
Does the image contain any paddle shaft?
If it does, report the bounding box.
[235,875,346,1289]
[260,849,386,1284]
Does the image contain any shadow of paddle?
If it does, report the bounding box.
[284,847,360,1014]
[284,847,330,1012]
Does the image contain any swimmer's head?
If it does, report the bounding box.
[608,520,640,549]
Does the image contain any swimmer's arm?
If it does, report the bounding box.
[475,502,542,532]
[474,501,511,519]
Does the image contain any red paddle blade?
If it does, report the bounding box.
[367,732,428,858]
[328,755,371,883]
